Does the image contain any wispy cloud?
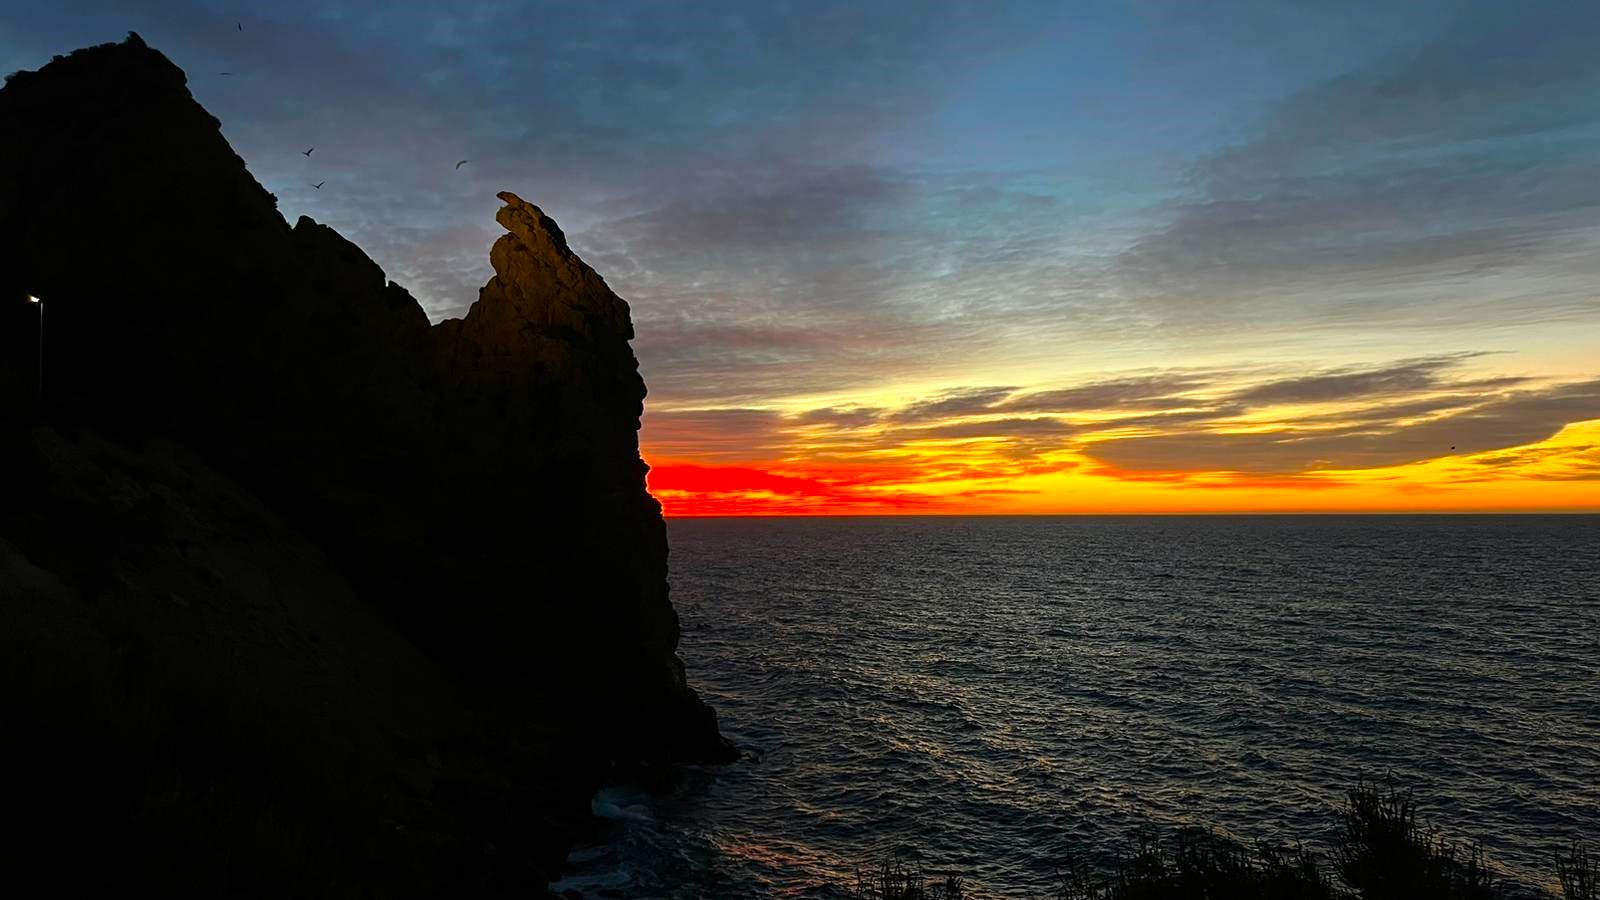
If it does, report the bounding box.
[1119,1,1600,332]
[1088,379,1600,475]
[999,375,1214,414]
[886,387,1018,423]
[1229,354,1500,405]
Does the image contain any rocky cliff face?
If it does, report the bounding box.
[431,193,711,744]
[0,33,728,896]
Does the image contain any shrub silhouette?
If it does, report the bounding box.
[1048,826,1330,899]
[851,856,966,899]
[1335,779,1495,900]
[851,779,1590,900]
[1558,844,1598,900]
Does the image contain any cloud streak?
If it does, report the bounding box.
[1119,1,1600,332]
[643,354,1600,510]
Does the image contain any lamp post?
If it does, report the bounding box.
[27,295,42,402]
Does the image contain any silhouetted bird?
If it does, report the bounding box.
[455,159,470,170]
[303,147,314,157]
[1450,446,1456,451]
[237,22,243,31]
[312,181,325,190]
[219,72,233,76]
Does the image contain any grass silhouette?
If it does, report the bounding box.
[852,780,1590,899]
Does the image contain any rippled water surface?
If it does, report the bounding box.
[555,516,1600,897]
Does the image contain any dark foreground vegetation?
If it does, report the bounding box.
[851,781,1596,900]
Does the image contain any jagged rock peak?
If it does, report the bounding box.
[468,192,633,341]
[495,191,576,262]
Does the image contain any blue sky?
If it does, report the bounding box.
[4,1,1598,509]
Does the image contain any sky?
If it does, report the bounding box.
[4,1,1599,514]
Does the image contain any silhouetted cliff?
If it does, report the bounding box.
[0,33,729,897]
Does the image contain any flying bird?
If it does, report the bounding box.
[237,22,243,31]
[219,72,233,76]
[455,159,470,170]
[303,147,314,157]
[312,181,325,190]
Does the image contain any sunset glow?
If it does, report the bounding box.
[15,4,1595,516]
[644,367,1600,515]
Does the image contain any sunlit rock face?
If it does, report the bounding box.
[0,30,727,894]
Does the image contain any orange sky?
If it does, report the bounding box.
[642,364,1600,516]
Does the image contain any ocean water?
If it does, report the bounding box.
[553,516,1600,898]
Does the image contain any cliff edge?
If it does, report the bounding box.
[0,33,730,897]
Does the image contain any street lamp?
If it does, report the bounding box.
[28,294,42,402]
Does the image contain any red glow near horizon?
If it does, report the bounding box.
[646,462,947,516]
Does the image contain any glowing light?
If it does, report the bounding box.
[642,417,1600,516]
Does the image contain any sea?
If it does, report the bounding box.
[551,515,1600,898]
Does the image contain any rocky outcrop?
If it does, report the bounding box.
[0,33,729,896]
[429,192,717,749]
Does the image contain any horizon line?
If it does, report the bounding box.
[663,509,1600,519]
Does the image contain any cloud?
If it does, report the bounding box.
[1229,354,1486,405]
[907,417,1071,440]
[1119,0,1600,330]
[629,311,960,405]
[885,386,1016,423]
[583,164,908,260]
[641,407,793,461]
[1468,442,1598,472]
[754,356,1596,483]
[998,374,1214,413]
[581,159,1109,405]
[884,416,1076,464]
[1081,405,1248,431]
[1087,379,1600,474]
[1457,437,1600,482]
[643,354,1572,476]
[793,406,885,427]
